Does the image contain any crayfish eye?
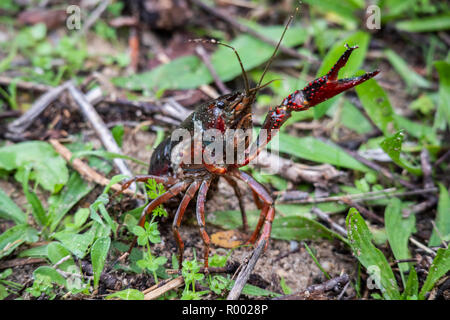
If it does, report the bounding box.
[216,101,225,109]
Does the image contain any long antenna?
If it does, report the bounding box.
[190,39,250,96]
[255,8,298,95]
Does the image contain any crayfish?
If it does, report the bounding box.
[114,16,379,271]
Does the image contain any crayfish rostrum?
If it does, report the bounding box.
[114,17,379,271]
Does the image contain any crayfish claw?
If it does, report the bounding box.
[327,43,359,81]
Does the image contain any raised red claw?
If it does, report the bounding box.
[261,44,380,133]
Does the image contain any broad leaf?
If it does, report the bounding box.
[48,172,93,232]
[0,224,38,259]
[0,187,26,224]
[346,208,401,299]
[384,49,431,90]
[433,61,450,132]
[0,141,69,193]
[91,237,111,288]
[419,248,450,299]
[106,289,144,300]
[396,14,450,32]
[268,133,369,172]
[384,199,416,274]
[380,130,422,176]
[355,77,395,136]
[429,184,450,246]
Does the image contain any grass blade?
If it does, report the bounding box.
[384,199,416,277]
[429,183,450,246]
[396,14,450,32]
[346,208,401,299]
[355,77,395,136]
[419,248,450,299]
[0,187,26,225]
[91,236,111,289]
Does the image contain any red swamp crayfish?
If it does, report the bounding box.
[114,16,379,271]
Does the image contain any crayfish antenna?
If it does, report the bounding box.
[253,8,298,97]
[189,38,250,96]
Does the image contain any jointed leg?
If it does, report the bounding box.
[224,176,248,232]
[196,180,212,270]
[252,189,264,210]
[231,169,274,247]
[113,174,177,197]
[128,180,189,252]
[172,180,201,269]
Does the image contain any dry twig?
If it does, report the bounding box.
[143,276,184,300]
[49,139,145,199]
[227,239,266,300]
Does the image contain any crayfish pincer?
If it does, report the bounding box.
[113,17,379,272]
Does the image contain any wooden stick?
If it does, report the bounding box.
[143,276,184,300]
[7,81,71,133]
[0,258,46,270]
[0,76,51,92]
[255,150,343,184]
[311,208,347,237]
[227,239,266,300]
[195,45,230,95]
[409,237,436,257]
[272,274,350,300]
[49,139,145,199]
[276,187,437,205]
[68,84,136,190]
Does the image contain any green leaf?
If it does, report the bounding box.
[355,77,395,136]
[384,199,416,274]
[314,31,370,118]
[384,49,431,90]
[304,242,331,279]
[113,24,307,91]
[21,164,47,226]
[48,172,93,232]
[226,280,281,297]
[393,114,438,145]
[280,277,292,295]
[380,130,422,176]
[47,242,75,272]
[0,187,26,224]
[268,133,369,172]
[346,208,401,300]
[402,267,418,300]
[302,0,359,29]
[18,243,51,258]
[33,266,66,287]
[91,237,111,289]
[0,224,38,259]
[106,289,144,300]
[0,141,69,193]
[419,248,450,299]
[429,184,450,246]
[396,14,450,32]
[328,100,373,134]
[111,125,124,148]
[433,61,450,132]
[53,228,96,259]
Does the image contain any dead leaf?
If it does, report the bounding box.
[211,230,244,248]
